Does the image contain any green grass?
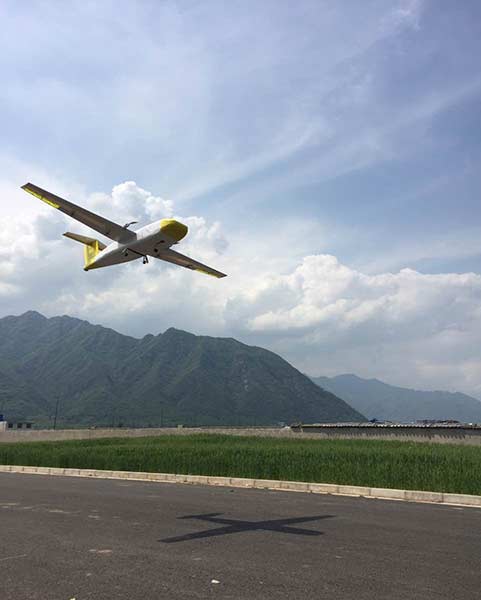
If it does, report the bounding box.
[1,434,480,495]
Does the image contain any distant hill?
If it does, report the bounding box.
[0,312,365,427]
[311,374,481,423]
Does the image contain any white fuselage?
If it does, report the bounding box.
[89,221,179,269]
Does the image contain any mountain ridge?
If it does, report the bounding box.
[0,312,365,427]
[311,373,481,423]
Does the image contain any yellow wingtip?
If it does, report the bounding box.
[21,183,60,209]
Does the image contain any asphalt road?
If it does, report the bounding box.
[0,473,480,600]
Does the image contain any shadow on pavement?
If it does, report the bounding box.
[160,513,335,543]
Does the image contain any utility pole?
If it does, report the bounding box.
[53,397,60,430]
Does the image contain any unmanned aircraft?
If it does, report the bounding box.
[21,183,226,278]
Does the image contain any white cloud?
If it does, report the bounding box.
[0,179,229,332]
[383,0,424,33]
[226,254,481,334]
[1,2,480,400]
[225,254,481,397]
[89,181,174,225]
[1,178,480,397]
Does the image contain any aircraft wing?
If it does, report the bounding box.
[150,248,227,278]
[22,182,135,244]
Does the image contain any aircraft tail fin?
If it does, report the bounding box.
[63,232,106,270]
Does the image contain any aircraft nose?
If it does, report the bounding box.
[159,219,188,242]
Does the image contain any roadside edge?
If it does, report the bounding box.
[0,465,479,508]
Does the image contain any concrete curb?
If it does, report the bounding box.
[1,464,480,508]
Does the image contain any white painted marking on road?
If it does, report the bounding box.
[0,554,28,562]
[89,549,112,555]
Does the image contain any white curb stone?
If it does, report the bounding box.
[279,481,309,492]
[0,465,480,508]
[308,483,340,495]
[335,485,367,497]
[229,477,253,487]
[369,487,406,500]
[404,490,444,503]
[442,493,481,507]
[253,478,282,489]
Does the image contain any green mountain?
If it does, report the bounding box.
[0,312,365,427]
[311,374,481,423]
[0,365,50,422]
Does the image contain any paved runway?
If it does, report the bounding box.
[0,473,479,599]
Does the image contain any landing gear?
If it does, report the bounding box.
[143,256,149,265]
[123,249,129,257]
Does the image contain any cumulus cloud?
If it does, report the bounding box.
[1,179,481,397]
[227,255,480,335]
[225,255,481,397]
[89,181,174,224]
[0,180,228,330]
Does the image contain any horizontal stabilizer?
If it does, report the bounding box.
[63,232,106,250]
[63,232,105,270]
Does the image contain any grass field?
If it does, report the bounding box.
[1,434,480,495]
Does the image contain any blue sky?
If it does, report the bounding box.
[1,1,481,397]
